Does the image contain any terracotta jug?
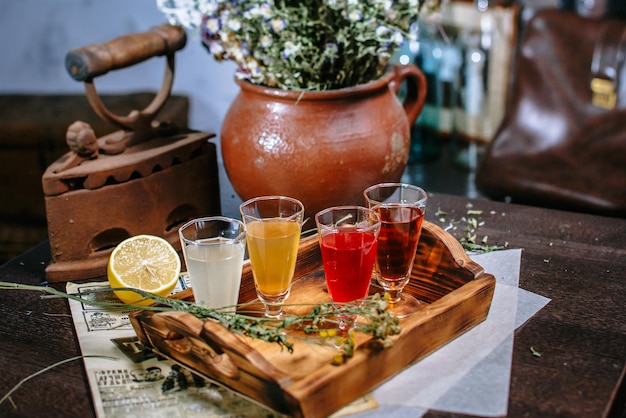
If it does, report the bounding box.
[221,64,427,220]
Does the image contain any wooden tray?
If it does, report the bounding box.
[129,221,495,417]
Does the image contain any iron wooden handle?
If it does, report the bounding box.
[65,24,186,82]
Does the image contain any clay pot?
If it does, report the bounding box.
[221,64,427,220]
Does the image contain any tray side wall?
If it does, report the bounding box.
[284,274,496,418]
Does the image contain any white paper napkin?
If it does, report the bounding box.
[356,248,551,417]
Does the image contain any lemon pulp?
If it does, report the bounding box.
[107,235,181,305]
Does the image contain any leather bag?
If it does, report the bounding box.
[475,9,626,217]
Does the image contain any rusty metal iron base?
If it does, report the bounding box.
[43,131,220,282]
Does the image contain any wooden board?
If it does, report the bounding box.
[129,221,495,417]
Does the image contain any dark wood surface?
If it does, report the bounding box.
[1,192,625,417]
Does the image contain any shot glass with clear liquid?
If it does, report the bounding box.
[179,216,246,312]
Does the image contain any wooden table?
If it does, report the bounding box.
[1,193,625,417]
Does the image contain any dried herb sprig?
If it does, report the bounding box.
[435,205,509,253]
[0,282,400,364]
[299,293,401,363]
[0,354,118,409]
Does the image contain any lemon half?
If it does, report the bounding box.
[107,234,181,305]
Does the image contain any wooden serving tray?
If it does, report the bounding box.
[129,221,495,417]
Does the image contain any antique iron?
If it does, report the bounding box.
[42,25,220,282]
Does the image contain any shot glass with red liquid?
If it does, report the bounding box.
[315,206,381,332]
[364,183,427,318]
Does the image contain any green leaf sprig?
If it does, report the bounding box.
[0,282,400,365]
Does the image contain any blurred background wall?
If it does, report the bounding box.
[0,0,238,143]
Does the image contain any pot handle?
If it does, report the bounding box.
[389,63,427,126]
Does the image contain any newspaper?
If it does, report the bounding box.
[67,279,375,418]
[67,279,285,417]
